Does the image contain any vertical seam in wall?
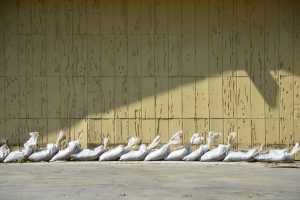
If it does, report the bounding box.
[99,0,103,142]
[138,0,141,139]
[250,0,253,147]
[2,0,6,139]
[180,0,183,142]
[67,1,70,138]
[45,0,48,144]
[167,0,169,139]
[221,0,225,143]
[126,0,129,140]
[85,0,88,146]
[30,0,34,130]
[62,0,65,136]
[236,0,239,148]
[140,0,143,141]
[233,0,238,148]
[194,0,197,135]
[153,0,157,138]
[292,0,295,148]
[278,0,281,146]
[208,0,210,133]
[113,0,116,146]
[17,0,20,148]
[264,0,267,150]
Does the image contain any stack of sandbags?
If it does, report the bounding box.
[120,135,161,161]
[201,132,236,162]
[50,129,83,162]
[145,131,183,161]
[255,143,300,163]
[71,138,109,161]
[99,137,139,161]
[29,130,66,162]
[0,138,11,162]
[165,133,203,161]
[183,132,221,161]
[4,132,39,163]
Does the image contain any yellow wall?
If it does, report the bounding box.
[0,0,300,159]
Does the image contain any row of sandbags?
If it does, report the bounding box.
[1,130,299,163]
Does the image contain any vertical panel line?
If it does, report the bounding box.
[194,0,197,133]
[208,0,211,132]
[235,0,238,148]
[2,0,6,138]
[278,0,281,146]
[221,0,224,143]
[85,0,88,146]
[293,0,295,149]
[180,0,183,142]
[45,0,48,144]
[167,0,170,139]
[140,0,143,141]
[263,0,267,150]
[250,0,253,147]
[17,0,20,147]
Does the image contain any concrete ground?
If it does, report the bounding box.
[0,162,299,200]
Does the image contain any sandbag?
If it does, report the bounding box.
[223,144,262,162]
[120,136,161,161]
[255,143,300,163]
[4,132,39,163]
[201,132,236,162]
[0,139,10,162]
[165,133,203,161]
[71,138,109,161]
[183,132,221,161]
[29,130,66,162]
[50,130,83,161]
[145,131,183,161]
[99,137,139,161]
[119,144,147,161]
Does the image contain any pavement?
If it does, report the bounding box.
[0,161,299,200]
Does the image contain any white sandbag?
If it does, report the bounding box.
[223,144,262,162]
[165,133,203,161]
[71,138,109,161]
[201,132,236,162]
[4,132,39,163]
[255,143,300,163]
[50,130,83,162]
[99,137,139,161]
[183,132,221,161]
[119,144,147,161]
[0,139,11,162]
[120,136,161,161]
[144,131,183,161]
[29,130,66,162]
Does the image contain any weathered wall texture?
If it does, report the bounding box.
[0,0,300,158]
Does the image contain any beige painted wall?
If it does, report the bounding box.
[0,0,300,159]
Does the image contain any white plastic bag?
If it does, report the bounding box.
[201,132,236,162]
[183,132,221,161]
[223,144,262,162]
[144,131,183,161]
[0,139,11,162]
[255,143,300,163]
[4,132,39,163]
[99,137,139,161]
[120,136,161,161]
[165,133,203,161]
[50,130,83,162]
[29,130,66,162]
[71,138,109,161]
